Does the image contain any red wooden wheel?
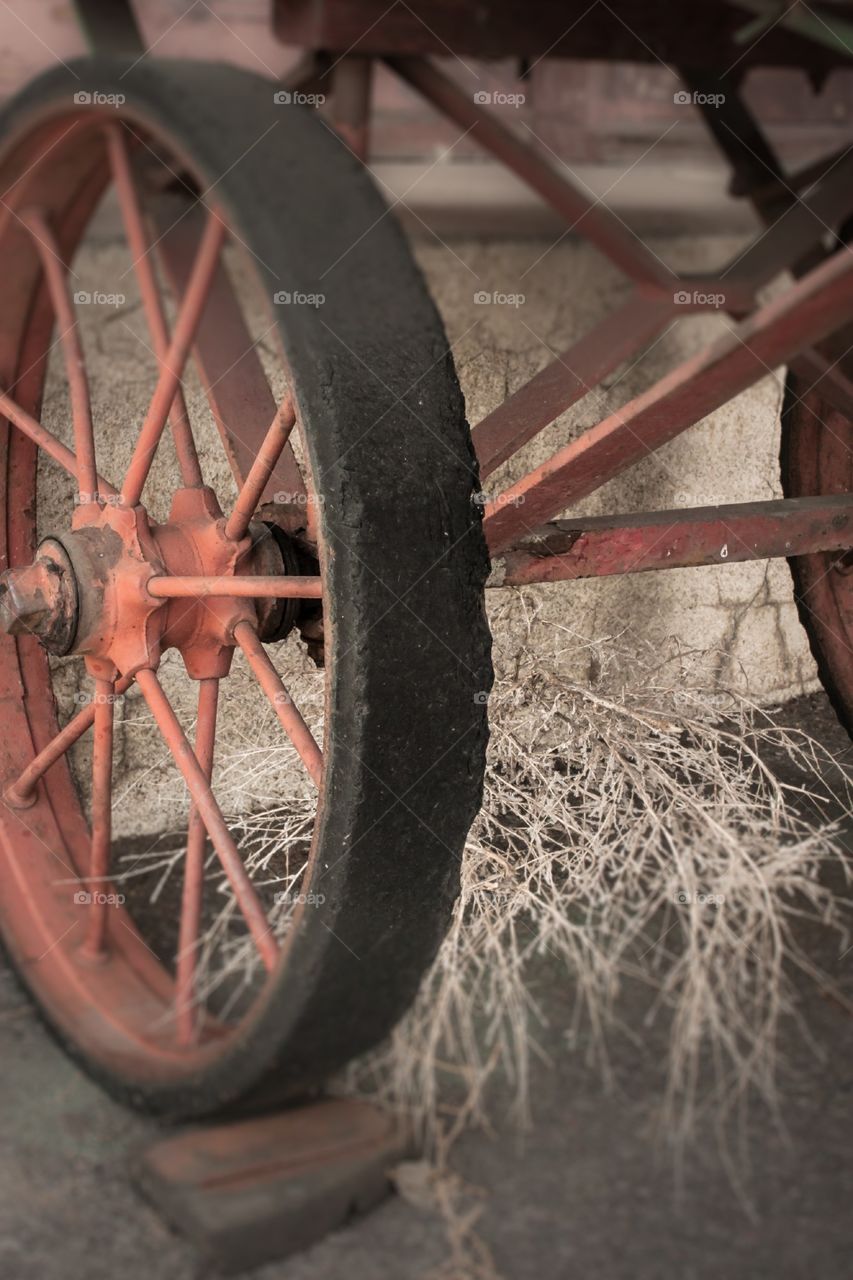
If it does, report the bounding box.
[0,59,490,1116]
[782,369,853,734]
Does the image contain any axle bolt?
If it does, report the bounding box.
[0,539,78,654]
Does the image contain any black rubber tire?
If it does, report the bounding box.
[0,59,492,1116]
[780,371,853,737]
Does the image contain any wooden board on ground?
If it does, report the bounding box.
[134,1097,410,1273]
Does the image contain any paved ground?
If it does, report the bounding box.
[2,691,852,1280]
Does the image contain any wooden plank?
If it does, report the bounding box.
[473,294,674,480]
[135,1098,410,1274]
[491,495,853,584]
[483,246,853,551]
[273,0,850,69]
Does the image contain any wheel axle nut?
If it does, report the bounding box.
[0,539,78,654]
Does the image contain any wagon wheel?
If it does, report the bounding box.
[0,59,491,1117]
[781,364,853,735]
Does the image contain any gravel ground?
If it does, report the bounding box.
[1,690,851,1280]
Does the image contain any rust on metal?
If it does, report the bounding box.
[0,539,77,654]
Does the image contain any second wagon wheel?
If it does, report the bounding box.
[781,342,853,735]
[0,59,491,1117]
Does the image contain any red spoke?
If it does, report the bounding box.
[233,621,323,788]
[0,389,116,497]
[148,575,322,600]
[104,125,204,490]
[152,205,307,515]
[121,209,227,508]
[5,673,134,808]
[21,208,99,502]
[135,668,278,971]
[176,676,218,1044]
[224,398,297,542]
[84,675,114,958]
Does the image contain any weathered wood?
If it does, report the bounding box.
[274,0,851,69]
[135,1098,410,1273]
[491,495,853,584]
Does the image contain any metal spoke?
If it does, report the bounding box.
[152,205,307,513]
[21,208,99,502]
[5,673,134,807]
[104,125,204,489]
[0,389,116,497]
[135,668,278,970]
[121,209,227,507]
[148,575,322,599]
[176,676,219,1044]
[224,398,297,542]
[84,675,115,957]
[233,621,323,787]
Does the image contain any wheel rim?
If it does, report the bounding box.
[0,103,327,1078]
[782,373,853,729]
[0,59,491,1117]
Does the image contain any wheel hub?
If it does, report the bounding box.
[0,486,296,679]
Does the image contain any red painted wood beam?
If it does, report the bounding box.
[473,293,674,480]
[491,495,853,585]
[484,244,853,552]
[788,350,853,420]
[386,56,674,290]
[717,146,853,293]
[276,0,850,69]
